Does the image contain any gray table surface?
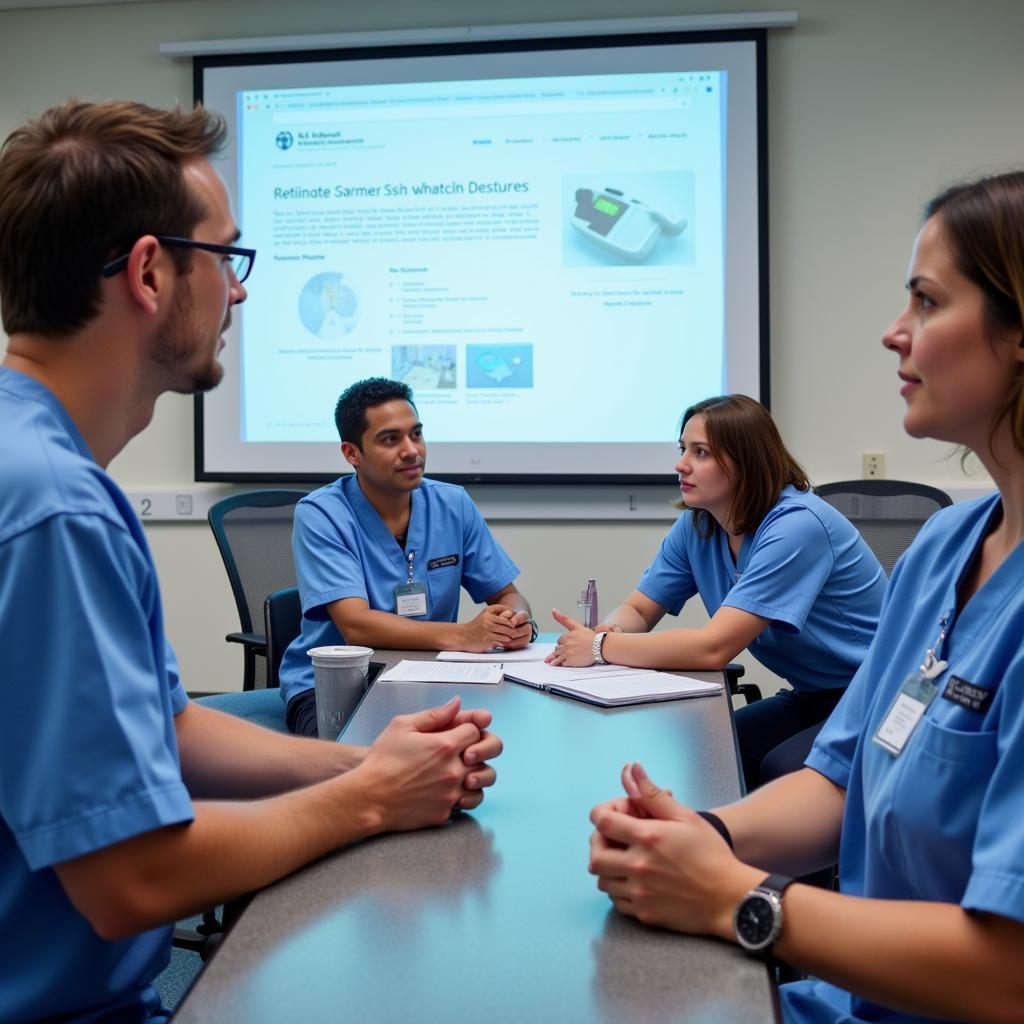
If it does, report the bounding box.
[175,651,777,1023]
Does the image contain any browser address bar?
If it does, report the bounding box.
[271,96,691,125]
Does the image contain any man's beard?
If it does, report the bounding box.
[155,279,226,395]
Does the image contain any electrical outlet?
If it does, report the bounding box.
[862,451,885,478]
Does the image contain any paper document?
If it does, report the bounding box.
[504,664,722,707]
[378,660,503,685]
[436,642,555,663]
[501,662,654,688]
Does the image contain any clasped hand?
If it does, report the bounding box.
[358,697,503,831]
[588,763,757,938]
[462,605,532,652]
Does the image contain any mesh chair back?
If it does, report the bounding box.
[815,480,953,576]
[264,587,302,690]
[208,490,307,638]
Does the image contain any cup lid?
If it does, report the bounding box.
[307,645,374,661]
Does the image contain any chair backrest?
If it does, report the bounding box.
[815,479,953,576]
[264,587,302,690]
[208,490,307,637]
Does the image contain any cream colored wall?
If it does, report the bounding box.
[2,0,1020,692]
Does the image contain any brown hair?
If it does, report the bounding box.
[677,394,809,539]
[0,99,227,337]
[925,172,1024,459]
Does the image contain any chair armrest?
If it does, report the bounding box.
[724,661,761,704]
[225,632,268,692]
[225,631,267,655]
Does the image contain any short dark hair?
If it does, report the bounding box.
[334,377,417,447]
[925,172,1024,458]
[0,99,227,337]
[678,394,809,539]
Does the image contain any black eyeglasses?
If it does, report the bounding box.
[101,235,256,283]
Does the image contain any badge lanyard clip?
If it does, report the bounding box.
[873,617,948,756]
[394,550,428,618]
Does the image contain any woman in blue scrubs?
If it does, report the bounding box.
[587,172,1024,1023]
[550,394,886,790]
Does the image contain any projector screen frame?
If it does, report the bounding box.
[193,27,769,486]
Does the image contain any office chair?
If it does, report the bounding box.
[193,588,301,725]
[207,490,307,690]
[725,479,952,706]
[265,587,303,690]
[193,581,303,734]
[815,479,953,576]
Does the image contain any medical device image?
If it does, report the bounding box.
[571,186,687,261]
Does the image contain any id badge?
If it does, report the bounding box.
[873,672,938,757]
[394,582,428,617]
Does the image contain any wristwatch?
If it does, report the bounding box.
[592,631,609,664]
[527,618,539,643]
[733,873,794,956]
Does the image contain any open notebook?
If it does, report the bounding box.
[503,662,723,707]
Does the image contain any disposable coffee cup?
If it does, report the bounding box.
[308,645,374,741]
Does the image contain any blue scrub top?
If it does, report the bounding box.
[279,475,519,704]
[637,486,886,692]
[0,369,193,1023]
[787,494,1024,1023]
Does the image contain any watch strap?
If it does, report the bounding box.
[527,618,539,643]
[696,810,734,850]
[592,631,608,664]
[760,874,795,896]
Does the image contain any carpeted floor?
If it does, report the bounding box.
[154,947,204,1010]
[153,917,206,1011]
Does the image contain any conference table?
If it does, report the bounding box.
[174,650,778,1023]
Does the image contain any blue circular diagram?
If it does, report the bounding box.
[298,272,360,339]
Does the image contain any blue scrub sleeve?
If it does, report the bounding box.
[637,516,699,615]
[291,498,371,618]
[723,507,834,632]
[455,490,519,604]
[0,513,194,870]
[164,640,189,715]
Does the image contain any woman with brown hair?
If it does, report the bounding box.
[587,172,1024,1023]
[550,394,886,790]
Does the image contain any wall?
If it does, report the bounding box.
[1,0,1018,692]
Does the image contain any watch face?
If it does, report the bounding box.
[736,893,776,947]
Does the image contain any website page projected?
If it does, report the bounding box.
[238,70,726,446]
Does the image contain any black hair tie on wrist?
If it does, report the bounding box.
[697,810,734,850]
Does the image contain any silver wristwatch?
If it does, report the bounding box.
[592,631,609,664]
[733,873,793,956]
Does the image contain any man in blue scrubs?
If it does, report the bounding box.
[0,100,502,1024]
[280,377,534,735]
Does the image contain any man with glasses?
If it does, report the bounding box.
[0,100,502,1024]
